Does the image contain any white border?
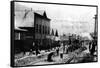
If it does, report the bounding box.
[0,0,99,68]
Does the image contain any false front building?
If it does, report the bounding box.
[34,12,51,49]
[14,9,51,53]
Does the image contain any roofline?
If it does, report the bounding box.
[34,12,51,21]
[14,29,27,32]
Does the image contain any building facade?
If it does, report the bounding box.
[14,9,51,53]
[34,12,51,49]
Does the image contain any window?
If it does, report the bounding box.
[47,27,49,34]
[41,25,43,34]
[43,25,44,34]
[15,32,20,40]
[48,27,49,34]
[35,24,38,33]
[39,25,41,34]
[45,26,47,34]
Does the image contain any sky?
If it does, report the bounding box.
[15,2,97,36]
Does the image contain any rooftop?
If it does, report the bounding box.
[15,9,50,28]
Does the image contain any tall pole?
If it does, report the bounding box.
[94,14,97,38]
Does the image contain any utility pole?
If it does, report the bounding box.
[93,14,97,38]
[90,14,98,56]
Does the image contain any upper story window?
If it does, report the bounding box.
[43,25,45,34]
[35,24,38,33]
[39,25,41,34]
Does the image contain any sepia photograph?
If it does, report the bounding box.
[11,1,98,67]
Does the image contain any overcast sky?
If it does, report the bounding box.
[15,2,96,36]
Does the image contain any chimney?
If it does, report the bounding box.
[31,8,32,11]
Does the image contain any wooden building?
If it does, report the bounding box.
[14,9,51,53]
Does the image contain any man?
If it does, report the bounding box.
[89,40,96,56]
[35,43,40,56]
[56,47,59,55]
